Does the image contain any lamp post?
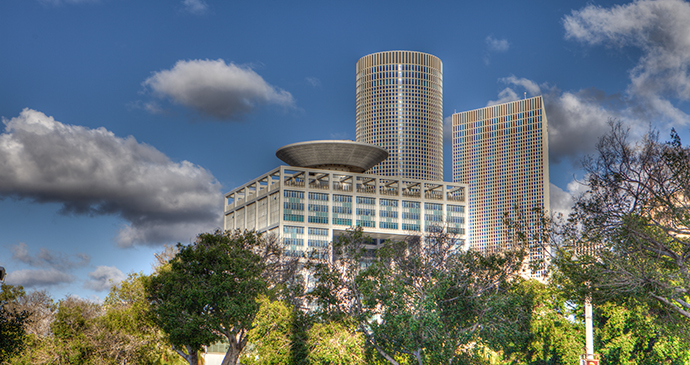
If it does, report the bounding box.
[572,252,599,365]
[581,295,598,365]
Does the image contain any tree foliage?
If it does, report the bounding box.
[560,122,690,322]
[506,280,583,365]
[309,227,530,365]
[306,320,365,365]
[0,285,29,363]
[241,295,295,365]
[6,273,179,365]
[146,229,294,365]
[595,300,690,365]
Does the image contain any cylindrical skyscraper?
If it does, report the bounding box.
[356,50,443,181]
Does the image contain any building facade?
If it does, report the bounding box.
[356,50,443,180]
[452,95,549,276]
[224,166,468,261]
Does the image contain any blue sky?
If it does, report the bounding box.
[2,0,690,300]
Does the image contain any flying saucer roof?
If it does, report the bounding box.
[276,140,388,173]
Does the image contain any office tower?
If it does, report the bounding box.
[224,140,468,263]
[356,50,443,181]
[452,96,549,276]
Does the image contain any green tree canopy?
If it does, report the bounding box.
[309,228,530,365]
[146,230,293,365]
[0,284,29,363]
[559,122,690,323]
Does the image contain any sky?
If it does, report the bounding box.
[2,0,690,301]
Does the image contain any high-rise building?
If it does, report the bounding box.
[452,96,549,276]
[224,140,468,264]
[356,50,443,181]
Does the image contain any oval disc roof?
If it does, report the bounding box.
[276,140,388,173]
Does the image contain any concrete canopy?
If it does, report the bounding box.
[276,140,388,173]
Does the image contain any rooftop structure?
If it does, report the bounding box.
[276,140,388,173]
[356,50,444,180]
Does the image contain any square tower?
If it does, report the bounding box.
[452,96,549,276]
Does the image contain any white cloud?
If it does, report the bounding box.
[549,179,589,218]
[487,76,541,106]
[549,183,573,218]
[486,36,510,52]
[143,59,294,120]
[564,0,690,126]
[487,87,520,106]
[182,0,208,14]
[84,266,125,291]
[11,242,90,270]
[0,109,222,247]
[5,269,74,288]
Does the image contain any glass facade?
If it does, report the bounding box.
[402,200,421,232]
[356,196,376,228]
[332,194,353,226]
[379,198,398,230]
[283,190,304,222]
[283,225,304,257]
[356,51,443,181]
[308,192,328,224]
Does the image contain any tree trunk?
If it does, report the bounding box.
[221,345,241,365]
[221,328,247,365]
[174,345,199,365]
[413,348,424,365]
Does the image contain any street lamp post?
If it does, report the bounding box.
[581,295,599,365]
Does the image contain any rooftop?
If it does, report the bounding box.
[276,140,388,173]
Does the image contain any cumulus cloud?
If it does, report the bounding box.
[0,109,222,247]
[486,36,510,52]
[182,0,208,14]
[487,76,542,106]
[84,266,125,291]
[6,242,88,288]
[11,242,90,270]
[564,0,690,126]
[544,88,631,163]
[5,269,75,288]
[549,179,589,218]
[143,59,294,120]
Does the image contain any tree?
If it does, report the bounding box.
[146,230,293,365]
[10,290,55,338]
[563,122,690,322]
[100,272,177,364]
[508,280,584,365]
[49,296,103,364]
[0,284,29,363]
[241,295,367,365]
[594,300,690,365]
[241,295,295,365]
[306,320,365,365]
[309,227,530,365]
